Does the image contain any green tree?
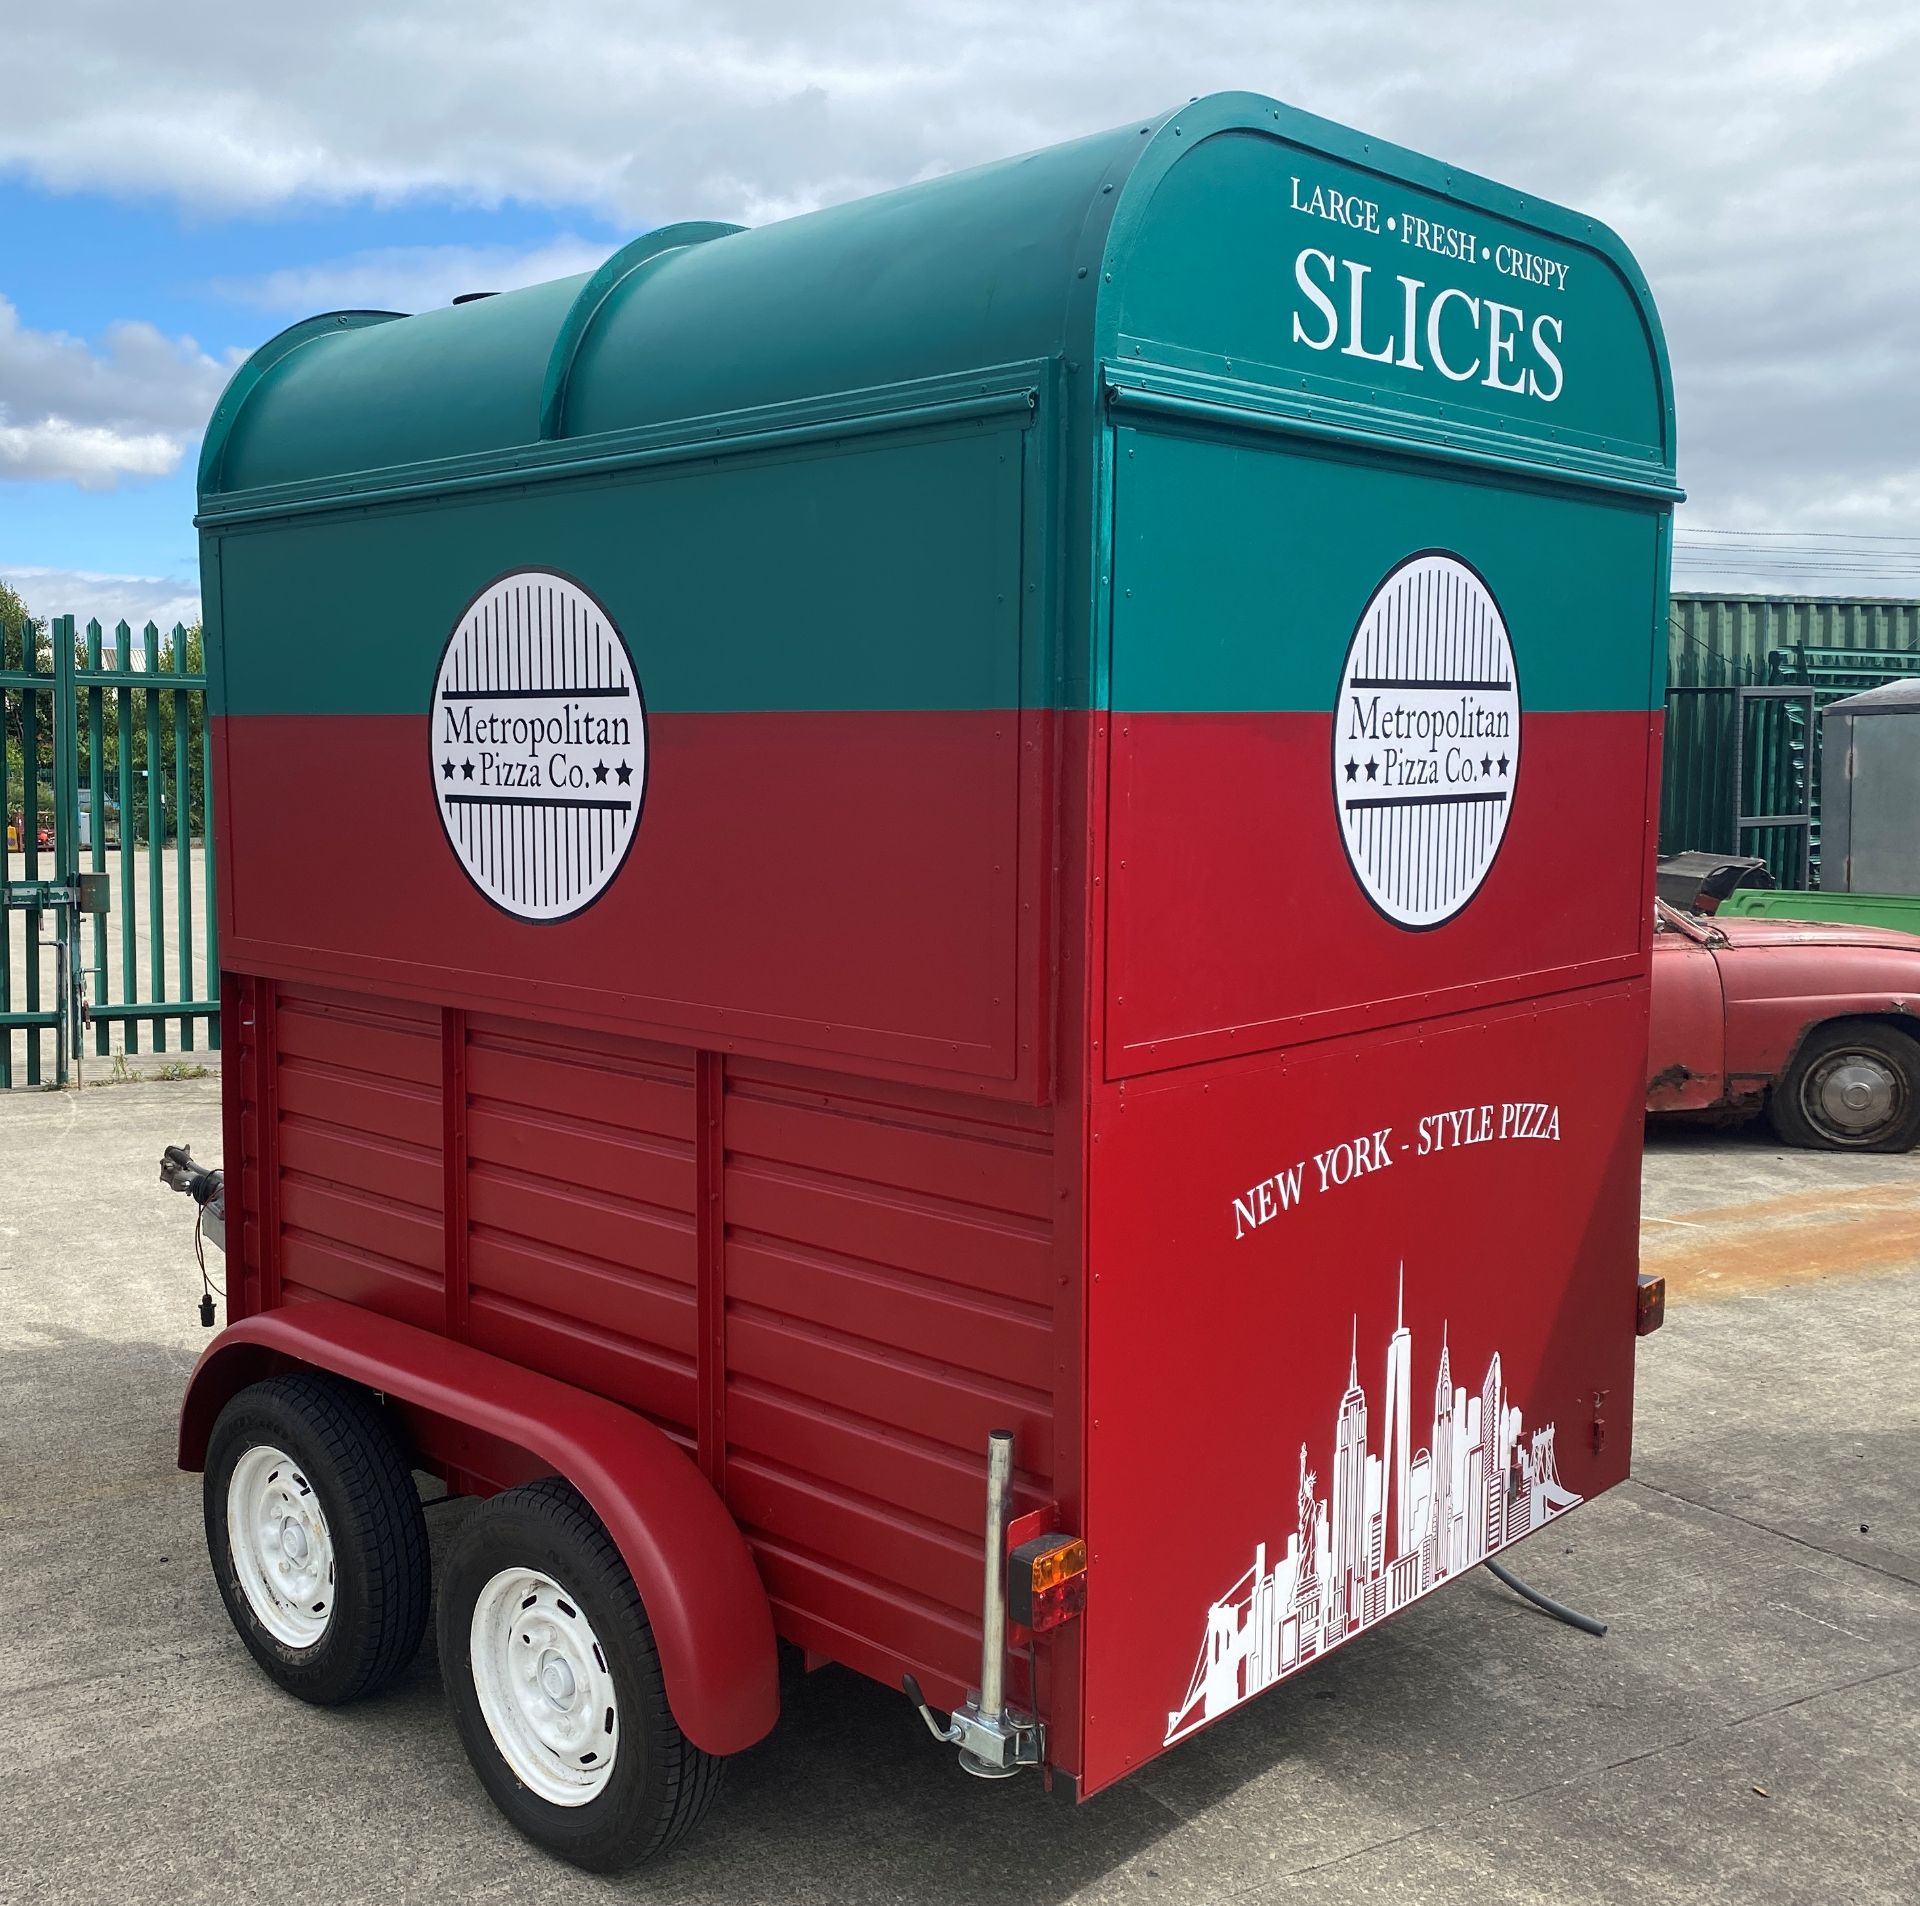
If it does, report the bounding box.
[3,578,52,830]
[5,584,208,845]
[75,621,209,841]
[0,578,41,663]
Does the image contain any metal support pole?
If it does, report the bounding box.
[976,1429,1013,1727]
[899,1426,1045,1779]
[53,617,79,1088]
[54,931,70,1089]
[69,910,86,1091]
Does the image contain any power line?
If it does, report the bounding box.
[1667,517,1920,599]
[1673,569,1920,581]
[1678,525,1920,545]
[1673,554,1920,566]
[1674,540,1920,555]
[1674,541,1920,553]
[1674,544,1920,560]
[1674,552,1920,568]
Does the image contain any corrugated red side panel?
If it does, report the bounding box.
[220,973,266,1322]
[242,979,1066,1742]
[461,1014,699,1448]
[719,1058,1058,1705]
[272,985,443,1329]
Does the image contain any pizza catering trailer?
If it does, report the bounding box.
[171,92,1676,1870]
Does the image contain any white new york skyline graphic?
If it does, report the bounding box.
[1166,1268,1580,1744]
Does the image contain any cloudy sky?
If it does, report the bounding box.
[3,0,1918,625]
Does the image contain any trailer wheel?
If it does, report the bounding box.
[1769,1020,1920,1152]
[204,1373,430,1704]
[438,1478,724,1871]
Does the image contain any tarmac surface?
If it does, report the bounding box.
[1,1080,1915,1904]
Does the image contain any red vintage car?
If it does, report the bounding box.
[1649,899,1920,1149]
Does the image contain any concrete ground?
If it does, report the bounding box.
[1,1083,1915,1905]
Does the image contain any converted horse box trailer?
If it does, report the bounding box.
[170,91,1675,1869]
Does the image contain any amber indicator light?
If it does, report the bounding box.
[1008,1532,1088,1632]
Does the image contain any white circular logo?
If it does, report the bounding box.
[1333,553,1520,929]
[431,571,646,921]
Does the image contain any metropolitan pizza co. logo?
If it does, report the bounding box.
[1333,553,1520,929]
[430,571,647,922]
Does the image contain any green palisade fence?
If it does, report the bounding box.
[1662,594,1920,886]
[2,612,217,1086]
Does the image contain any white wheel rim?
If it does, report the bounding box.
[470,1568,619,1805]
[226,1443,337,1649]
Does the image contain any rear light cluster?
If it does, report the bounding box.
[1008,1532,1087,1632]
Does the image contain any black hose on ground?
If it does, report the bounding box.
[1483,1558,1609,1637]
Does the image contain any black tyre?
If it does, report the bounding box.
[1768,1020,1920,1152]
[204,1372,430,1704]
[437,1479,724,1871]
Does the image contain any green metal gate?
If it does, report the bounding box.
[2,613,217,1086]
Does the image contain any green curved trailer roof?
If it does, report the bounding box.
[198,92,1676,513]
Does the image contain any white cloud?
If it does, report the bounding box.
[0,298,241,489]
[0,419,182,487]
[3,2,1917,580]
[215,235,612,316]
[1,565,201,633]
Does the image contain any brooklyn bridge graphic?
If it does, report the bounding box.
[1165,1270,1581,1744]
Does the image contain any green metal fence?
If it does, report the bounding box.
[1662,594,1920,885]
[2,613,217,1086]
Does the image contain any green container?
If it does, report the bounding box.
[1718,887,1920,936]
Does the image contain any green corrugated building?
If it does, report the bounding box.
[1662,592,1920,884]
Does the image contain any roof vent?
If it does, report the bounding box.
[451,291,497,305]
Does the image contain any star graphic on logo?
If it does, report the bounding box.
[1364,757,1380,782]
[1496,753,1510,775]
[441,759,455,780]
[1480,754,1493,776]
[615,760,633,786]
[461,758,475,780]
[1344,758,1359,783]
[593,760,609,784]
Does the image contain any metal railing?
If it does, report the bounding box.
[2,614,216,1086]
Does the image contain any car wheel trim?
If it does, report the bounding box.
[227,1443,336,1648]
[1801,1048,1903,1141]
[470,1566,620,1807]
